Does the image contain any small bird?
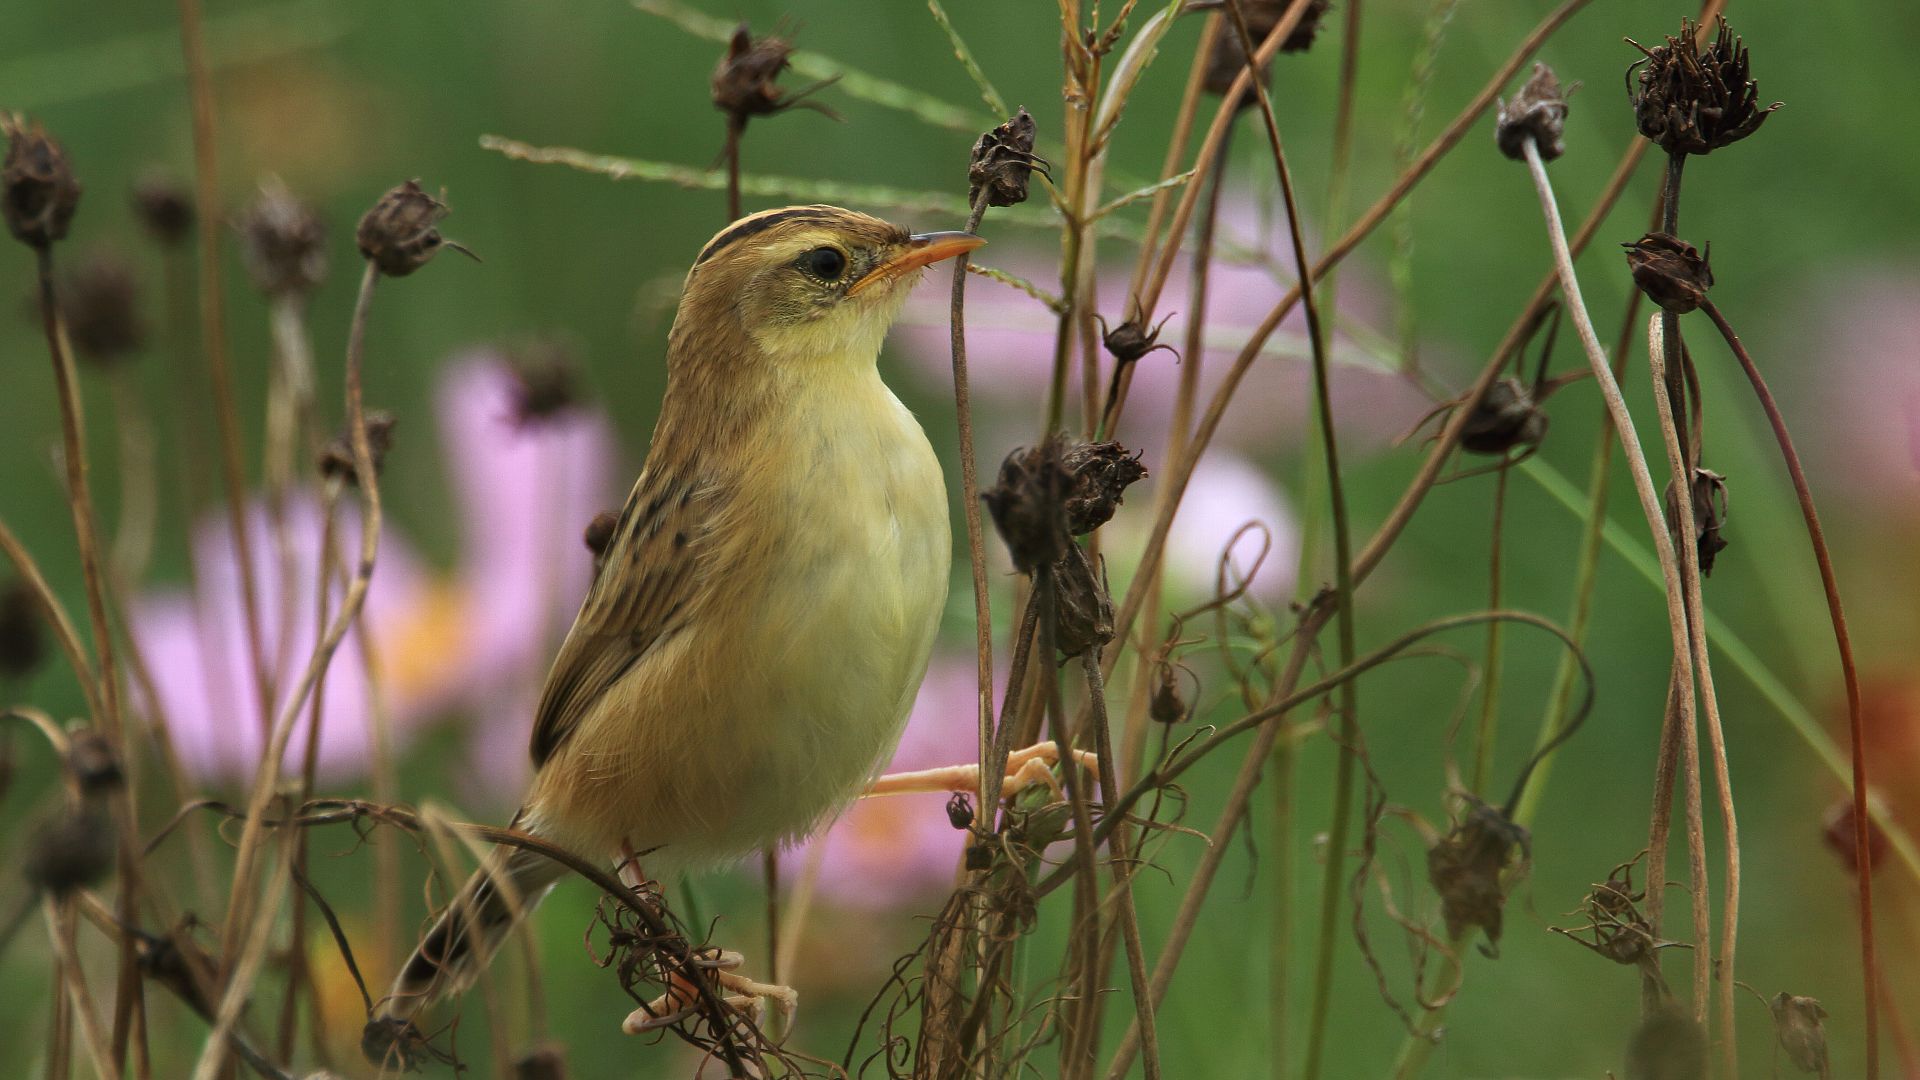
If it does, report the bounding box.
[370,206,982,1043]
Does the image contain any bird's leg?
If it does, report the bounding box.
[862,741,1098,801]
[622,949,798,1035]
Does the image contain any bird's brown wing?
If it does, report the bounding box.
[529,469,703,768]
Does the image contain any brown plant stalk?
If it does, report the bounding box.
[1518,131,1706,1001]
[1646,316,1737,1056]
[1700,296,1879,1078]
[1214,4,1358,1075]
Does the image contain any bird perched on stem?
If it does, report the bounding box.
[370,206,995,1047]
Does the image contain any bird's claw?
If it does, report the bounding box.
[622,949,797,1035]
[862,740,1098,801]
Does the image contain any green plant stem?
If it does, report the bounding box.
[1701,296,1879,1080]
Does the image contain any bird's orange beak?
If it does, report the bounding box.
[847,231,986,296]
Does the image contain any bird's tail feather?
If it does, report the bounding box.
[369,838,566,1033]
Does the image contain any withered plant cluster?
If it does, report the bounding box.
[0,2,1901,1079]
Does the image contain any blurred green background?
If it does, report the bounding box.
[3,0,1918,1076]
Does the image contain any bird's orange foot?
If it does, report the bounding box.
[621,949,797,1035]
[862,741,1097,801]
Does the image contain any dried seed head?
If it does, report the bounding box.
[968,108,1043,209]
[1099,314,1175,365]
[66,729,124,796]
[982,439,1073,574]
[964,843,993,871]
[1579,872,1655,967]
[1769,993,1829,1076]
[318,410,398,486]
[0,577,47,680]
[2,114,82,250]
[238,177,327,298]
[946,793,975,831]
[1624,232,1713,315]
[1061,440,1148,535]
[357,180,465,277]
[1052,542,1114,660]
[508,340,582,424]
[511,1044,568,1080]
[1662,467,1729,577]
[55,251,145,365]
[583,511,619,560]
[711,23,838,131]
[1198,0,1332,100]
[1150,664,1188,725]
[1822,798,1888,876]
[1627,16,1780,157]
[1496,63,1571,162]
[1627,1004,1708,1080]
[1426,801,1529,953]
[1459,378,1549,456]
[24,805,114,896]
[131,172,194,247]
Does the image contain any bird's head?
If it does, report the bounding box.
[671,205,984,370]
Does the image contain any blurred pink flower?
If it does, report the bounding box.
[131,353,621,790]
[130,497,440,784]
[1794,266,1920,507]
[893,191,1429,458]
[1160,451,1300,601]
[781,656,991,910]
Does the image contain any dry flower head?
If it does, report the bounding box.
[1627,16,1780,157]
[1496,62,1571,162]
[1,114,81,249]
[239,176,328,298]
[1624,232,1713,315]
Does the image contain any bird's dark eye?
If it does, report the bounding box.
[799,246,848,281]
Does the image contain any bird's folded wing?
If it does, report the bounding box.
[529,470,703,768]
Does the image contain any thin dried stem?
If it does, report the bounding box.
[0,514,100,717]
[46,898,122,1080]
[1104,0,1596,681]
[33,243,147,1071]
[1647,315,1735,1044]
[1519,133,1702,1007]
[176,0,273,748]
[1081,652,1159,1080]
[950,193,996,817]
[1514,292,1641,828]
[1215,3,1359,1074]
[1701,296,1878,1078]
[215,262,384,1027]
